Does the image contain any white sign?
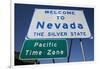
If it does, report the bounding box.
[27,9,91,39]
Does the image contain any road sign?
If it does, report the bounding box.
[27,9,91,39]
[19,39,68,60]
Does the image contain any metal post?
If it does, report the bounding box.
[80,39,85,61]
[52,59,55,63]
[35,60,40,64]
[67,39,73,62]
